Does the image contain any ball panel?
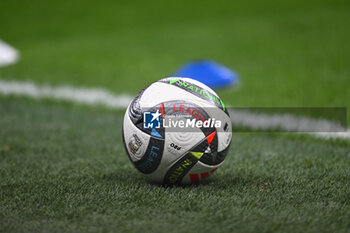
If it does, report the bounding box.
[182,160,223,184]
[128,85,147,125]
[164,131,205,160]
[124,106,165,174]
[162,152,199,185]
[139,82,201,109]
[217,130,232,152]
[145,130,206,184]
[133,136,165,174]
[123,107,150,162]
[158,77,229,115]
[160,77,220,98]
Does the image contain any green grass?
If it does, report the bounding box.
[0,0,350,232]
[0,98,349,233]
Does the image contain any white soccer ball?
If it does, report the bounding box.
[122,77,232,185]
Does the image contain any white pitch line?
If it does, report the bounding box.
[310,131,350,140]
[229,109,349,140]
[0,40,19,67]
[0,79,132,109]
[229,109,344,132]
[0,79,348,140]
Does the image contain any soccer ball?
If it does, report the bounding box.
[122,77,232,185]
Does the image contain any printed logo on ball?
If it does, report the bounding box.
[128,134,143,155]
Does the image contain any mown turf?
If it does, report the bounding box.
[0,99,349,233]
[0,0,349,232]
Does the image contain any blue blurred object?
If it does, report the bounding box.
[172,60,239,89]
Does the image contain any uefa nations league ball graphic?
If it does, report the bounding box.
[122,77,232,185]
